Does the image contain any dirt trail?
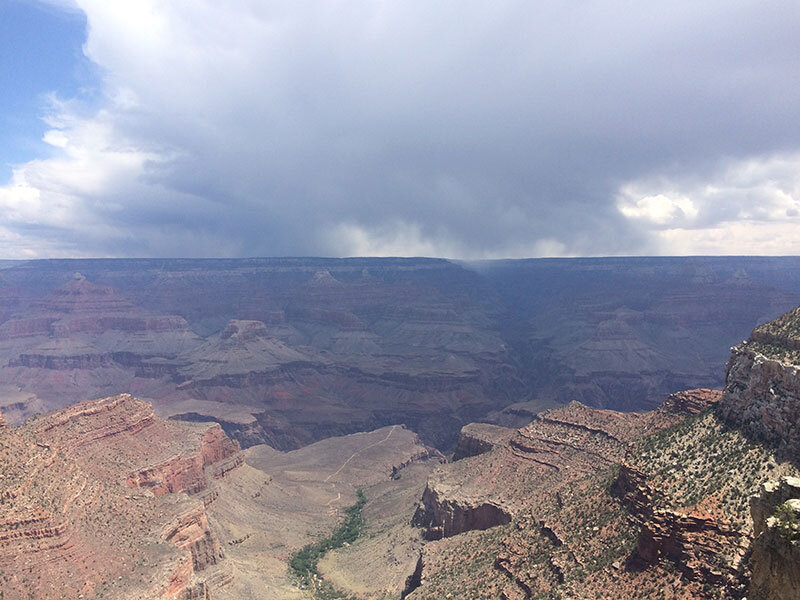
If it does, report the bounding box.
[324,426,397,483]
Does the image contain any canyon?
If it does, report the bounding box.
[0,394,440,599]
[1,256,799,451]
[2,257,800,599]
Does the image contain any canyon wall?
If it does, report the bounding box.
[749,477,800,600]
[1,256,799,452]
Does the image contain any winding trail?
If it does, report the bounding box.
[325,492,341,509]
[324,425,398,483]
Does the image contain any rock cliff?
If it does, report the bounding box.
[412,484,512,540]
[613,463,749,587]
[748,477,800,600]
[721,322,800,460]
[2,256,799,451]
[451,422,515,461]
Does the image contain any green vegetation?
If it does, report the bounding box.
[754,305,800,340]
[773,502,800,541]
[289,489,367,599]
[632,408,800,530]
[749,305,800,364]
[748,341,800,365]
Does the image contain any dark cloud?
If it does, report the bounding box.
[2,0,800,258]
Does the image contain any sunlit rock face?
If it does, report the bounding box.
[0,394,242,600]
[720,305,800,460]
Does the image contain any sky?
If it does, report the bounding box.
[1,0,799,259]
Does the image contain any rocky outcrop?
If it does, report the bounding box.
[661,388,721,415]
[126,423,241,496]
[749,478,800,600]
[37,393,157,448]
[0,511,72,555]
[0,407,6,428]
[720,343,800,459]
[127,453,208,496]
[411,483,511,540]
[401,554,424,598]
[610,463,653,517]
[162,505,224,573]
[613,463,748,587]
[751,476,800,536]
[0,274,196,341]
[634,509,747,585]
[452,422,514,461]
[199,425,240,467]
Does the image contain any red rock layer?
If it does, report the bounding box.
[0,394,243,600]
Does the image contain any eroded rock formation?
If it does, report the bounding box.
[452,422,515,461]
[721,344,800,459]
[407,383,798,600]
[0,394,242,600]
[412,484,512,540]
[2,256,798,450]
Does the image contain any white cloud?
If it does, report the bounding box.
[329,222,461,258]
[617,192,698,225]
[616,151,800,254]
[42,130,69,148]
[657,221,800,256]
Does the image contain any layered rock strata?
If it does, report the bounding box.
[613,464,749,587]
[721,343,800,459]
[0,394,243,600]
[3,256,798,451]
[407,386,800,600]
[720,305,800,461]
[451,422,515,461]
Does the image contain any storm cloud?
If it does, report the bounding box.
[2,0,800,258]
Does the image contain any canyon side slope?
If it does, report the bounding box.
[0,394,441,600]
[2,269,800,599]
[0,394,240,600]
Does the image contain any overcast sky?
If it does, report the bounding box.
[1,0,799,259]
